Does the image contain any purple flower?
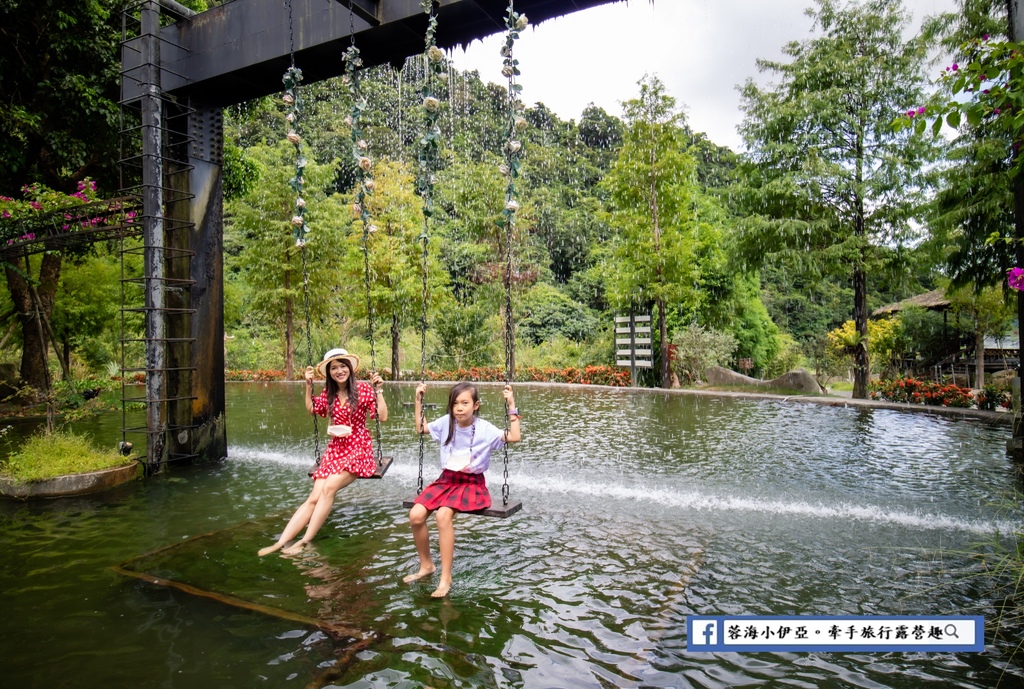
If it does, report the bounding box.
[1009,267,1024,291]
[906,110,916,118]
[983,34,990,41]
[1,211,10,219]
[995,108,1002,114]
[952,62,959,71]
[916,106,926,115]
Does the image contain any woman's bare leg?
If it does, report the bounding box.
[258,479,327,556]
[282,472,356,554]
[403,503,436,583]
[432,506,455,597]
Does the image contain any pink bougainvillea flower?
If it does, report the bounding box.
[952,62,959,71]
[906,110,916,117]
[1007,267,1024,291]
[916,106,926,115]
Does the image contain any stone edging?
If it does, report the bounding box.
[0,461,140,499]
[231,380,1013,425]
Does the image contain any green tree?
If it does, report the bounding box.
[947,283,1014,387]
[0,0,122,194]
[343,159,445,378]
[602,75,701,388]
[225,140,345,378]
[738,0,935,399]
[919,1,1012,290]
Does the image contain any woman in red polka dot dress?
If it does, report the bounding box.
[258,348,387,556]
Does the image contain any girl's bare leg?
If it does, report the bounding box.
[258,479,327,556]
[282,472,355,554]
[432,506,455,597]
[403,503,436,583]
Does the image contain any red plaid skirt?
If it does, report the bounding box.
[414,470,491,512]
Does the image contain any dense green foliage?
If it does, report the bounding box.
[1,430,132,482]
[0,0,1020,397]
[738,0,937,397]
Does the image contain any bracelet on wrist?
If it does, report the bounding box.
[508,408,519,416]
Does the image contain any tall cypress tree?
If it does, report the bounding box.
[738,0,937,398]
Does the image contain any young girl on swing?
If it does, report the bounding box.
[258,348,388,557]
[404,381,521,597]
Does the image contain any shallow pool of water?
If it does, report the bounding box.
[1,382,1021,688]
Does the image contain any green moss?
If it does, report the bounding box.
[1,431,132,482]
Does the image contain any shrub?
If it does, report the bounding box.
[670,324,737,384]
[518,284,599,344]
[976,384,1013,411]
[869,377,976,408]
[2,430,131,482]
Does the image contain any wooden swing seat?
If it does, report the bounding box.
[308,456,393,479]
[401,496,522,519]
[366,457,393,479]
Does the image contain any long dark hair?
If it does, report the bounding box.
[325,359,359,414]
[444,382,479,446]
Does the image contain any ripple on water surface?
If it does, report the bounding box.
[0,382,1020,688]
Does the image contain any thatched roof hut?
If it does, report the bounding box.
[872,289,950,317]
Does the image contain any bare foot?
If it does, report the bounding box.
[430,580,452,598]
[258,543,283,557]
[281,540,309,555]
[402,565,436,584]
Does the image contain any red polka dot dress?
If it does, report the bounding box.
[310,382,379,479]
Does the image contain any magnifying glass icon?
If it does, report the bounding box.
[944,624,960,639]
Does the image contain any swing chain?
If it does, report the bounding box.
[300,207,321,464]
[414,0,445,495]
[498,0,526,506]
[362,227,384,465]
[342,3,384,466]
[285,0,318,467]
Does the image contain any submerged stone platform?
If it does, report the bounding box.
[113,516,388,638]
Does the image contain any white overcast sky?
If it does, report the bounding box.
[449,0,961,152]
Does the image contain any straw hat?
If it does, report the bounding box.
[314,348,360,378]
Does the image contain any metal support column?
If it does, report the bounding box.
[140,1,167,469]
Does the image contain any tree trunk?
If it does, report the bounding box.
[4,252,62,395]
[391,313,400,380]
[284,269,294,380]
[852,123,869,400]
[852,263,870,399]
[658,297,669,388]
[975,328,985,389]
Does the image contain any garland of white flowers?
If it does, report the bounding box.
[342,19,385,463]
[499,2,528,388]
[343,44,376,235]
[282,65,309,247]
[414,0,446,494]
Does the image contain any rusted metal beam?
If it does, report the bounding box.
[122,0,622,108]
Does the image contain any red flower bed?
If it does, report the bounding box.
[422,365,630,386]
[869,377,976,408]
[225,369,288,381]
